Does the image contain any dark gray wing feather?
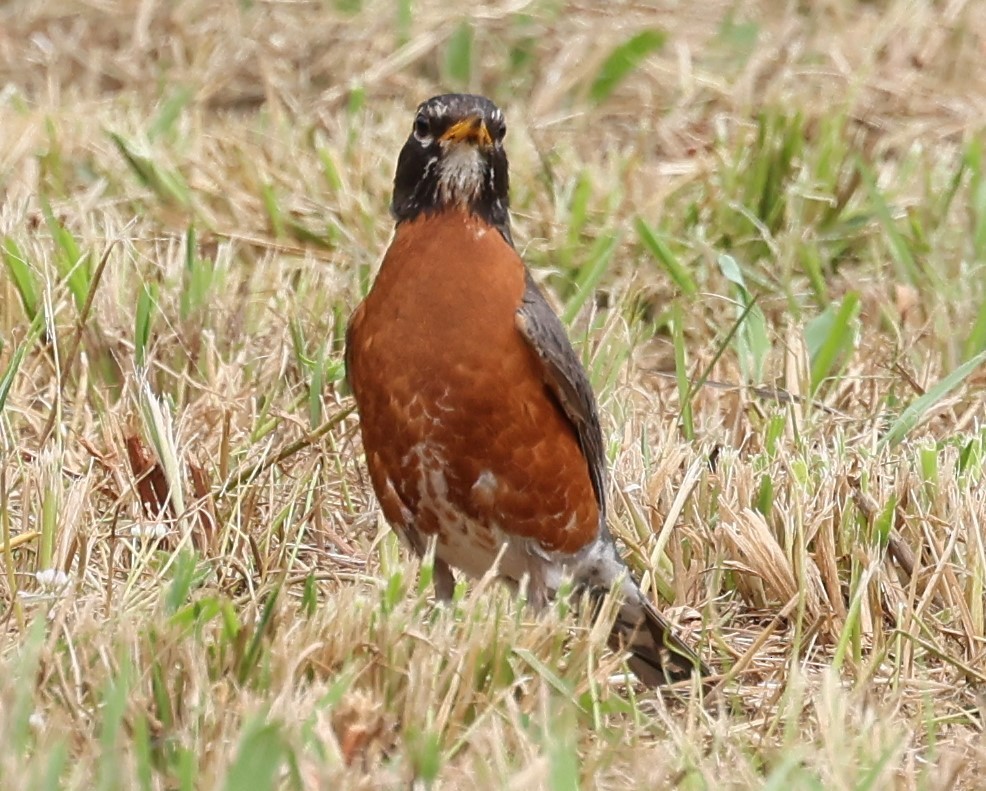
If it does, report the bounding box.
[515,270,607,518]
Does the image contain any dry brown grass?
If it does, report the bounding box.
[1,0,985,788]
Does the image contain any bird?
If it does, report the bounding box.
[346,93,709,686]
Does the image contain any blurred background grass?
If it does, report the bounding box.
[1,1,985,789]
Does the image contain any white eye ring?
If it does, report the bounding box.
[413,115,432,144]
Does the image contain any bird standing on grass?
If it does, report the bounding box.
[346,93,709,685]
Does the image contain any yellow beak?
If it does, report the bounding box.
[440,115,493,148]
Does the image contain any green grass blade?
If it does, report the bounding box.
[148,85,192,141]
[395,0,413,44]
[0,343,29,416]
[39,479,57,570]
[315,141,344,193]
[135,279,158,369]
[671,301,693,440]
[633,217,697,296]
[6,619,47,752]
[716,253,770,383]
[97,656,132,791]
[222,717,286,791]
[109,131,192,209]
[261,182,286,239]
[237,585,281,685]
[39,741,68,791]
[858,158,922,285]
[2,237,40,320]
[966,136,986,260]
[445,22,474,89]
[965,297,986,361]
[880,348,986,448]
[561,231,619,325]
[565,170,593,252]
[133,715,156,791]
[164,550,204,615]
[590,30,666,103]
[180,225,217,321]
[805,292,860,394]
[40,195,91,311]
[308,343,325,428]
[547,713,581,791]
[0,310,45,415]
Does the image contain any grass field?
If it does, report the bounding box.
[2,1,985,788]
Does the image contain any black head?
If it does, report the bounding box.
[390,94,512,245]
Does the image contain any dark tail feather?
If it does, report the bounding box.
[609,594,710,687]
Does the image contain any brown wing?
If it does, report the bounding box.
[515,270,607,520]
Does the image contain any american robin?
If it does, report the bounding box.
[346,93,709,685]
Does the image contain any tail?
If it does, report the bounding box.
[608,586,710,687]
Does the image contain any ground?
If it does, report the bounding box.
[0,1,984,789]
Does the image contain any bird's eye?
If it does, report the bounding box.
[494,121,507,142]
[413,115,432,140]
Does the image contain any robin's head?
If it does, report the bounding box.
[391,93,511,243]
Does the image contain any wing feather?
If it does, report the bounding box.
[515,271,607,519]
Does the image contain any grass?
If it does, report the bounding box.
[1,0,985,788]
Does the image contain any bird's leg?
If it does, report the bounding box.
[397,526,456,603]
[433,558,456,602]
[417,533,455,603]
[523,560,551,612]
